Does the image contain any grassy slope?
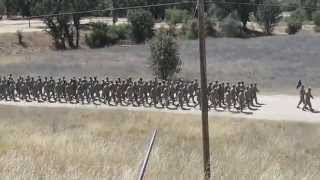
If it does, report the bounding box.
[0,105,319,179]
[1,32,320,94]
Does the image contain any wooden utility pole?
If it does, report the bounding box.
[197,0,211,179]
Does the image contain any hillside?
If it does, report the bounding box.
[1,31,320,94]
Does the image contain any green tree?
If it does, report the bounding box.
[4,0,18,17]
[214,0,259,29]
[220,11,245,37]
[0,0,5,18]
[36,0,100,49]
[313,11,320,26]
[165,8,190,25]
[303,0,319,20]
[128,9,155,43]
[17,0,32,17]
[285,9,304,35]
[38,0,76,49]
[256,0,282,35]
[149,30,182,80]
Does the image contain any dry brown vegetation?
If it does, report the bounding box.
[0,105,319,179]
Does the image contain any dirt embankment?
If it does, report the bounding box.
[0,32,51,56]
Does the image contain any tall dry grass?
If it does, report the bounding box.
[0,105,319,179]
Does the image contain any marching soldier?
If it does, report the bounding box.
[297,85,305,109]
[303,88,314,112]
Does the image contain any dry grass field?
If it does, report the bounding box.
[0,105,319,179]
[1,29,320,179]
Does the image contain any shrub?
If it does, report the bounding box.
[220,13,245,38]
[16,30,24,45]
[184,18,218,39]
[157,25,179,38]
[255,0,282,35]
[85,23,108,48]
[112,24,129,40]
[290,8,307,22]
[286,19,302,35]
[205,17,218,37]
[85,23,128,48]
[128,9,154,43]
[0,0,4,17]
[165,8,190,25]
[186,19,199,39]
[149,30,182,80]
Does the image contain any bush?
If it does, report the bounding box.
[112,24,129,40]
[165,8,190,25]
[186,19,199,39]
[85,23,109,48]
[205,17,218,37]
[290,8,307,22]
[128,9,154,43]
[86,23,128,48]
[149,30,182,80]
[16,30,24,45]
[184,18,218,39]
[220,13,245,38]
[286,19,302,35]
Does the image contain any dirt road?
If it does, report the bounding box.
[0,95,319,123]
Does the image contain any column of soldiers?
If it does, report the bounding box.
[0,74,261,112]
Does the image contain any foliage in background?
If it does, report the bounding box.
[85,22,129,48]
[149,30,182,80]
[281,0,299,12]
[185,19,199,39]
[313,11,320,32]
[0,0,4,17]
[285,16,302,35]
[184,18,218,39]
[213,0,258,30]
[303,0,320,20]
[165,8,190,25]
[1,0,198,20]
[285,8,306,35]
[207,4,230,21]
[256,0,282,35]
[35,0,101,49]
[128,9,155,43]
[290,8,308,22]
[220,12,246,37]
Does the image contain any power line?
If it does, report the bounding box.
[25,0,320,19]
[30,1,197,19]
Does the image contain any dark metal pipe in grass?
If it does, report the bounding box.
[138,129,158,180]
